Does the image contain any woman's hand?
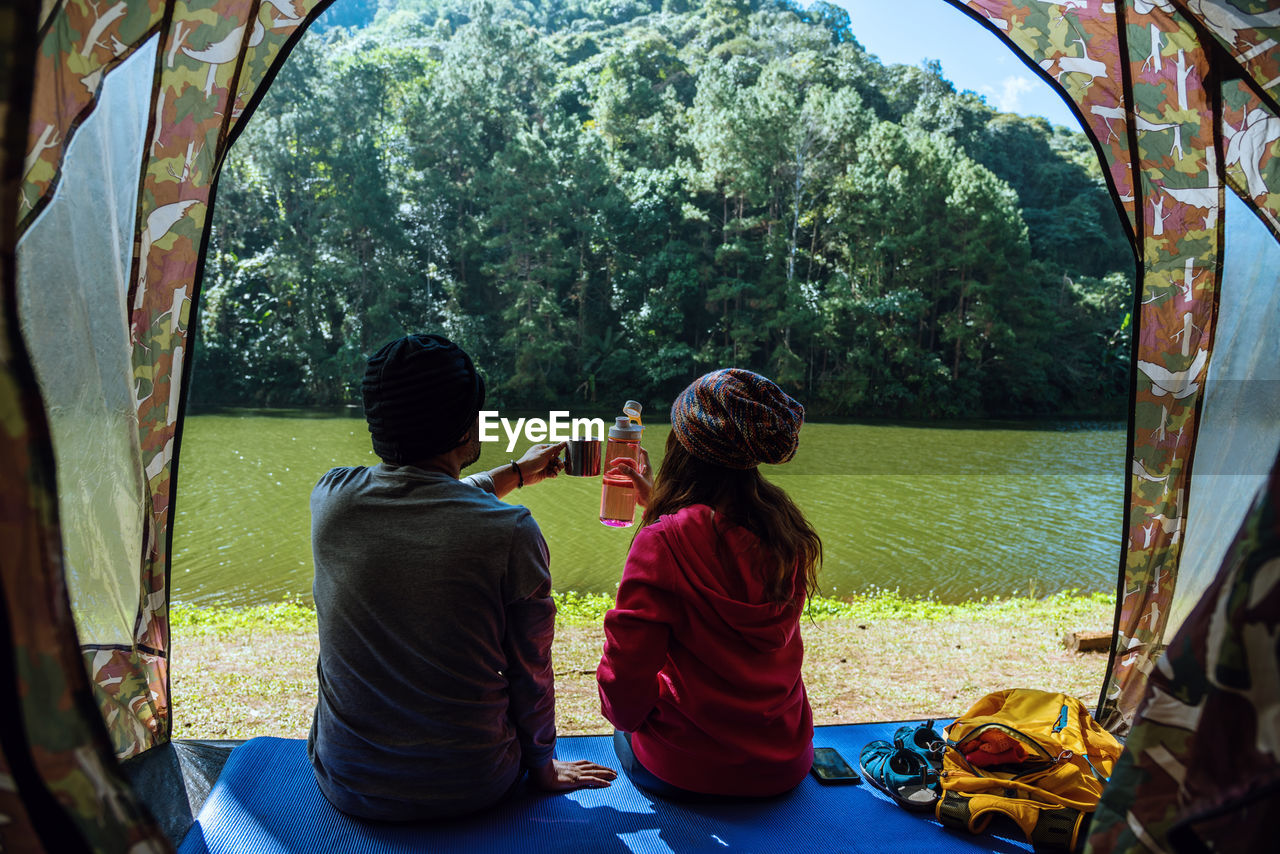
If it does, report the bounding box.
[517,442,566,487]
[608,447,652,507]
[531,758,618,792]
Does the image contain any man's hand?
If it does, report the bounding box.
[531,757,618,792]
[517,442,566,487]
[608,447,652,507]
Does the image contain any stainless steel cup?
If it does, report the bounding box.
[564,438,602,477]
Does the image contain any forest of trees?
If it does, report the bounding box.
[195,0,1136,418]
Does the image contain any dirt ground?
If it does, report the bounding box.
[171,609,1110,740]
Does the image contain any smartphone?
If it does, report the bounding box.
[811,747,862,784]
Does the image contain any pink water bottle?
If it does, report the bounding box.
[600,405,643,528]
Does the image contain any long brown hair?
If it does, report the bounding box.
[641,432,822,608]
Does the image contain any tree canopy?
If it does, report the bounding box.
[195,0,1134,418]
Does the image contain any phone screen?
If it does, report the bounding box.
[811,747,861,783]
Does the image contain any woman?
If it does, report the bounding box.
[596,368,822,800]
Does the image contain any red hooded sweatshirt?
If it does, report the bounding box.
[597,504,813,796]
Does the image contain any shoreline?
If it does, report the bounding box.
[170,591,1114,740]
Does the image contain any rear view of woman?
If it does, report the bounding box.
[596,369,822,800]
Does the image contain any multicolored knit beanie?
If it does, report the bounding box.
[669,369,804,469]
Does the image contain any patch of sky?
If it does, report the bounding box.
[832,0,1084,131]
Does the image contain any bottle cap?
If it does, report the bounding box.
[608,415,642,440]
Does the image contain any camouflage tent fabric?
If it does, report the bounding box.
[19,0,333,763]
[3,2,1278,847]
[955,0,1280,731]
[3,0,328,850]
[1083,445,1280,854]
[2,2,172,851]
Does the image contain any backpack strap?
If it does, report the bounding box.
[937,790,974,832]
[938,791,1087,853]
[1030,807,1088,853]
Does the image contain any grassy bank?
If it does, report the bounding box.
[170,590,1114,739]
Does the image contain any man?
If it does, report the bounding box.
[308,333,615,821]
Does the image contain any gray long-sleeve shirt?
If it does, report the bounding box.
[307,464,556,821]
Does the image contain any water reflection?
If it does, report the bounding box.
[172,415,1125,607]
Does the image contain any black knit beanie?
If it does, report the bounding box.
[362,334,485,464]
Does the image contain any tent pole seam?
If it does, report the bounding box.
[1094,0,1149,728]
[122,14,176,325]
[35,0,67,49]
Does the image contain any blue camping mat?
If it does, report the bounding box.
[178,723,1035,853]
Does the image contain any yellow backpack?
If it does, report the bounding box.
[937,689,1124,853]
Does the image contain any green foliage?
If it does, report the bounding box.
[196,0,1134,418]
[802,587,1113,623]
[169,589,1113,631]
[171,598,318,637]
[552,590,618,624]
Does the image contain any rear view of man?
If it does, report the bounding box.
[308,333,615,821]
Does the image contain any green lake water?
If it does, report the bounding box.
[171,413,1126,608]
